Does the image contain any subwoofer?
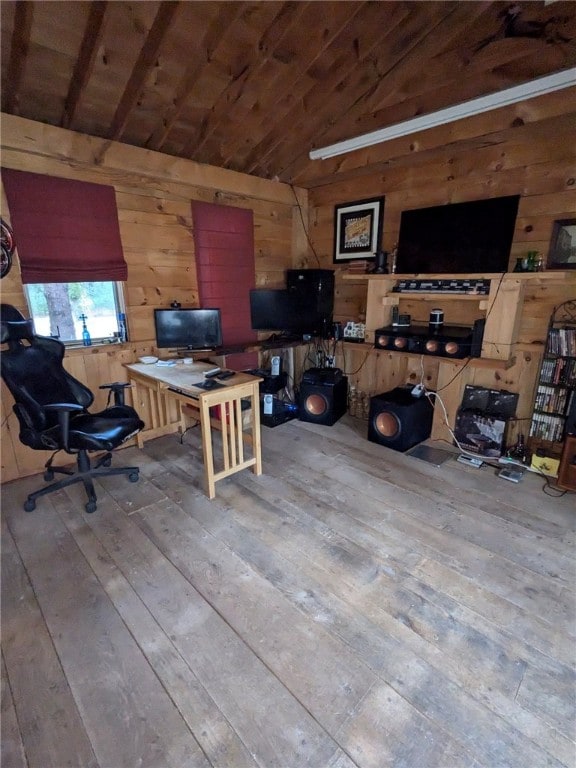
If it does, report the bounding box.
[368,387,434,452]
[557,434,576,492]
[299,372,348,426]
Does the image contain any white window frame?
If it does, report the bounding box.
[24,281,127,347]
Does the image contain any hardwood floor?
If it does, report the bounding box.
[2,416,575,768]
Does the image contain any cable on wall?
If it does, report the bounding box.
[436,271,507,394]
[290,184,321,267]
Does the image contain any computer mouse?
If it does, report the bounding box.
[204,379,216,389]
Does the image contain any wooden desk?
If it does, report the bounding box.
[125,361,262,498]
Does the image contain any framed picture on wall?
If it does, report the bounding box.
[547,218,576,269]
[333,196,384,262]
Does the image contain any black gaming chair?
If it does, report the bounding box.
[1,306,145,513]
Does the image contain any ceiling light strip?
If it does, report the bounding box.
[310,68,576,161]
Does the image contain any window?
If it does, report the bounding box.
[24,281,126,345]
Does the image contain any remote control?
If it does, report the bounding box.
[204,368,221,378]
[457,454,483,468]
[216,370,235,380]
[498,468,524,483]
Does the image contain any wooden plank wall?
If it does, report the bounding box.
[302,95,576,447]
[0,114,306,482]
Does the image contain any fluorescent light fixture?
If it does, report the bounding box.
[309,68,576,161]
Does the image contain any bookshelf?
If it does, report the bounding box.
[529,300,576,452]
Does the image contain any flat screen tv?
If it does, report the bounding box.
[250,289,330,337]
[154,308,222,350]
[395,195,520,275]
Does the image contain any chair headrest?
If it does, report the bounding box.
[1,318,35,344]
[0,303,26,322]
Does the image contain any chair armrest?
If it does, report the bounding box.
[45,402,83,452]
[99,381,131,406]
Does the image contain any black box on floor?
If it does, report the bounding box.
[454,385,518,457]
[260,396,298,428]
[454,409,510,458]
[245,368,288,394]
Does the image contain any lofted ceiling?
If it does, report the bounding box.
[1,1,575,188]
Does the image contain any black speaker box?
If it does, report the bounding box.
[471,318,486,358]
[368,387,434,452]
[299,375,348,426]
[301,366,342,385]
[374,324,476,359]
[286,269,335,317]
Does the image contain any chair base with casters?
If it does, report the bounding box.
[25,447,140,513]
[1,306,145,514]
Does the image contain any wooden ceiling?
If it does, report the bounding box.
[1,1,575,188]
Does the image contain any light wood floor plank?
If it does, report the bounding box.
[181,466,575,765]
[2,415,574,768]
[57,486,356,768]
[2,484,211,768]
[254,439,576,665]
[50,492,261,768]
[1,513,98,768]
[1,653,28,768]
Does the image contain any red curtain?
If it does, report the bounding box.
[192,201,257,369]
[2,169,127,283]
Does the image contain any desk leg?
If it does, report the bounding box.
[200,397,216,499]
[251,382,263,476]
[132,380,146,449]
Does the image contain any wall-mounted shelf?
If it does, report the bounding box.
[341,272,573,363]
[341,340,516,369]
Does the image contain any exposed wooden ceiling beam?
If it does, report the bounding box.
[216,1,370,169]
[61,1,109,130]
[2,1,34,115]
[239,1,427,177]
[187,2,310,159]
[146,2,244,152]
[107,1,180,142]
[255,2,472,181]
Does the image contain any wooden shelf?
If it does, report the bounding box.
[380,293,489,304]
[341,341,516,369]
[342,270,574,282]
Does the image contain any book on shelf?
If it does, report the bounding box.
[529,412,565,442]
[346,260,370,274]
[546,327,576,357]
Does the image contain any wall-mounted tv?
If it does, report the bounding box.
[154,308,222,350]
[395,195,520,275]
[250,289,330,338]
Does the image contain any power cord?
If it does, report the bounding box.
[289,184,321,268]
[436,271,507,394]
[179,422,200,442]
[425,381,572,496]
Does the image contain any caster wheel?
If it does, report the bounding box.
[85,500,97,514]
[44,470,54,481]
[24,499,36,512]
[128,472,139,483]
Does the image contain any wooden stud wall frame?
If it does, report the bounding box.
[333,196,384,263]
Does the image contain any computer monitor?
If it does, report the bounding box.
[154,308,222,350]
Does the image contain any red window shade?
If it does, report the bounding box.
[192,201,257,370]
[2,169,127,284]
